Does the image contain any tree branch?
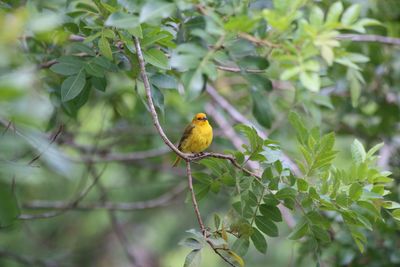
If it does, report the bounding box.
[205,84,301,177]
[0,248,60,267]
[337,34,400,46]
[22,183,186,211]
[18,166,106,220]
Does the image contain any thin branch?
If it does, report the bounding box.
[18,166,106,220]
[132,37,260,181]
[238,32,280,48]
[133,37,185,158]
[0,248,60,267]
[186,162,206,234]
[87,166,140,267]
[205,84,301,177]
[28,124,63,165]
[133,36,250,266]
[216,65,265,73]
[337,34,400,46]
[186,161,236,267]
[22,183,186,211]
[206,103,296,228]
[77,146,171,163]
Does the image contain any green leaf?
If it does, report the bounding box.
[351,139,366,164]
[310,6,324,26]
[280,66,301,80]
[232,237,250,256]
[139,0,175,23]
[366,142,384,159]
[255,216,278,237]
[50,56,85,76]
[275,187,296,200]
[98,36,113,60]
[214,214,221,229]
[0,182,20,227]
[237,55,269,70]
[84,62,105,78]
[251,91,273,128]
[105,12,139,29]
[61,69,86,102]
[300,71,320,92]
[297,178,309,192]
[150,74,177,89]
[193,183,210,201]
[288,219,308,240]
[349,183,362,201]
[127,26,143,38]
[311,225,330,243]
[392,209,400,222]
[179,238,203,250]
[250,227,267,254]
[181,69,204,98]
[382,201,400,210]
[288,112,308,145]
[245,74,273,92]
[341,4,361,26]
[91,77,106,92]
[183,249,201,267]
[326,1,343,24]
[143,49,170,70]
[259,204,282,222]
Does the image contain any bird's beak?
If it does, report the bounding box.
[202,117,208,121]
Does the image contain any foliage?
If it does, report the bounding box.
[0,0,399,267]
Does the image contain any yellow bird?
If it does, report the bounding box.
[172,113,213,167]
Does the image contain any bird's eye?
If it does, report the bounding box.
[197,118,202,120]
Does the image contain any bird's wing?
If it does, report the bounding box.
[178,123,195,150]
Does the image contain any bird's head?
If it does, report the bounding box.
[192,113,209,126]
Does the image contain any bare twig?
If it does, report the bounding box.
[0,248,60,267]
[186,162,206,234]
[205,103,296,228]
[28,124,63,165]
[18,166,106,220]
[216,65,265,73]
[186,162,236,267]
[77,146,171,163]
[238,32,280,48]
[23,183,186,211]
[87,166,140,267]
[205,84,301,177]
[133,36,252,266]
[132,37,261,181]
[337,34,400,46]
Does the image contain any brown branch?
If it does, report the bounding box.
[76,146,171,163]
[238,32,280,48]
[205,103,296,228]
[337,34,400,46]
[28,124,63,165]
[87,166,140,267]
[186,161,236,267]
[133,36,250,266]
[205,84,301,177]
[133,37,185,158]
[18,166,106,220]
[186,162,206,234]
[216,65,265,73]
[0,249,60,267]
[22,183,186,211]
[132,37,260,181]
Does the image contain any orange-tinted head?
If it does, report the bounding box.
[192,113,209,125]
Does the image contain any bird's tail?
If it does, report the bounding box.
[172,156,181,167]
